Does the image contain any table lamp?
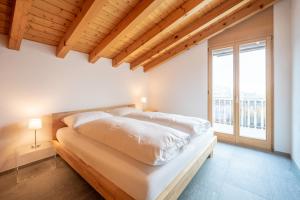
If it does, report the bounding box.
[28,118,42,149]
[141,97,147,111]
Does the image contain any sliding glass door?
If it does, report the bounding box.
[209,38,272,150]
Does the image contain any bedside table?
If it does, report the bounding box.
[15,141,56,183]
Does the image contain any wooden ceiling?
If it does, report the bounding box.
[0,0,276,72]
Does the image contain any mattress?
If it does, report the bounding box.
[57,127,214,200]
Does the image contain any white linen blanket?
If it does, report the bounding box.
[125,112,211,137]
[76,117,190,166]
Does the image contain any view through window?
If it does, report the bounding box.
[212,41,267,140]
[212,47,234,135]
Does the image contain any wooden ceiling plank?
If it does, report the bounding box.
[26,27,61,42]
[112,0,206,67]
[63,0,84,8]
[93,16,117,30]
[28,14,67,32]
[43,0,80,14]
[143,0,276,72]
[32,0,75,21]
[0,26,8,34]
[84,21,110,35]
[89,0,165,64]
[0,20,9,28]
[30,6,72,27]
[28,21,65,37]
[0,3,11,14]
[0,12,9,21]
[107,0,137,10]
[24,32,58,46]
[56,0,108,58]
[0,0,12,6]
[131,0,243,70]
[79,33,104,43]
[8,0,32,50]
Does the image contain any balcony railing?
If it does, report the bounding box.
[213,97,266,130]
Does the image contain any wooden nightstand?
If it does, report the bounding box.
[15,141,56,183]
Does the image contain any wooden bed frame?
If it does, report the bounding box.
[51,105,217,200]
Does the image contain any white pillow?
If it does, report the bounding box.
[62,111,112,128]
[107,107,142,116]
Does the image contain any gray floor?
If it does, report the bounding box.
[0,143,299,200]
[179,143,300,200]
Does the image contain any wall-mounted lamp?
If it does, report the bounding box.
[28,118,42,149]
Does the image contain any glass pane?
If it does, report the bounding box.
[239,41,267,140]
[212,47,234,134]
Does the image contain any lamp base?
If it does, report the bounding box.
[31,144,41,149]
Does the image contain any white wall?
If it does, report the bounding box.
[148,41,208,119]
[0,35,148,172]
[273,0,292,153]
[291,0,300,168]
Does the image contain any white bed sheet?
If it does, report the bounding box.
[57,127,214,200]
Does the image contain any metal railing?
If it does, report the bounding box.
[213,97,266,129]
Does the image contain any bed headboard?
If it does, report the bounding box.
[52,104,135,140]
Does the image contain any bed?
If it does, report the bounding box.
[51,105,217,200]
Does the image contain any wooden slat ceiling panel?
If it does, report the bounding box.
[127,0,251,66]
[31,0,75,21]
[71,1,135,55]
[73,0,186,59]
[24,32,58,45]
[24,0,84,45]
[29,6,71,27]
[100,0,186,58]
[124,0,227,62]
[74,0,141,58]
[166,0,226,35]
[1,0,275,71]
[131,0,247,64]
[42,0,81,14]
[0,0,11,34]
[63,0,84,8]
[143,0,275,71]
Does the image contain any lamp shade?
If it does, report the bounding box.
[141,97,147,104]
[28,118,42,130]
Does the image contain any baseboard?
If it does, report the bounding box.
[274,151,291,158]
[291,160,300,180]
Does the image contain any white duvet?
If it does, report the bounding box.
[75,116,190,166]
[125,112,211,137]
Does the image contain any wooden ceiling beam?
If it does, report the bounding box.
[56,0,107,58]
[112,0,206,67]
[8,0,32,50]
[88,0,165,64]
[143,0,276,72]
[130,0,243,70]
